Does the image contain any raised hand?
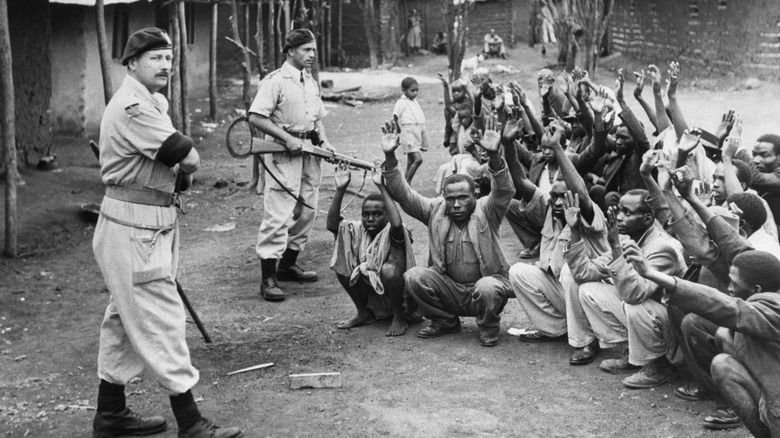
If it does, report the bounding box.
[667,61,680,98]
[672,165,695,199]
[633,69,646,98]
[334,162,351,189]
[647,64,662,92]
[480,112,502,154]
[560,72,574,95]
[677,128,702,154]
[640,149,662,176]
[714,109,735,142]
[380,120,401,154]
[437,72,448,84]
[606,205,621,250]
[539,76,554,97]
[622,240,650,277]
[503,106,523,142]
[589,87,608,114]
[563,191,581,229]
[615,68,625,102]
[371,169,384,187]
[723,114,742,161]
[509,82,528,106]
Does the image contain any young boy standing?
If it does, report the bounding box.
[393,77,428,184]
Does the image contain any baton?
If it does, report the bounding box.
[176,280,213,344]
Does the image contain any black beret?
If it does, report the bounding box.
[282,29,316,52]
[121,27,172,66]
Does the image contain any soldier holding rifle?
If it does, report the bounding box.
[248,29,336,302]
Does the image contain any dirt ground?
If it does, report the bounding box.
[1,42,773,438]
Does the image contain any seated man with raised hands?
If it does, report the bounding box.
[381,115,515,347]
[327,164,418,337]
[503,103,610,364]
[624,247,780,438]
[563,189,686,388]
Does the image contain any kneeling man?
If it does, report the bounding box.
[381,116,515,346]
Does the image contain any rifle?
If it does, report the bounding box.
[225,115,375,171]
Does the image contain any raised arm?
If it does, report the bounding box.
[511,82,544,141]
[372,172,402,231]
[721,116,745,196]
[675,128,702,170]
[647,64,672,134]
[666,61,689,138]
[632,69,658,131]
[380,120,435,223]
[674,165,715,225]
[502,104,537,202]
[639,150,672,225]
[327,164,350,235]
[549,124,595,223]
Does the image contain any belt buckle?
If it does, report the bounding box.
[298,131,307,139]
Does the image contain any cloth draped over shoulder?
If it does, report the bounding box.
[330,220,415,295]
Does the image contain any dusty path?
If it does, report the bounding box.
[1,43,769,437]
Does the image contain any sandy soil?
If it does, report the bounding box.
[1,43,769,437]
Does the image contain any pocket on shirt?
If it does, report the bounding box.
[130,228,174,285]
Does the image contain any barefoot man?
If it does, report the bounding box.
[327,163,418,336]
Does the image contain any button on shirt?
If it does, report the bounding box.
[445,223,482,284]
[248,61,327,131]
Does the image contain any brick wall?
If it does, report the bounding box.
[610,0,780,78]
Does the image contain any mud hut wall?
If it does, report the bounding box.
[6,0,52,163]
[610,0,780,79]
[50,3,212,137]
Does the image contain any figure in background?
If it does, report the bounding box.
[407,9,422,55]
[393,77,427,184]
[483,29,507,59]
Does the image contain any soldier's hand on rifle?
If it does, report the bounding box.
[286,135,304,156]
[381,120,401,154]
[321,139,337,156]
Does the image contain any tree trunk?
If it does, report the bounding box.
[169,5,182,130]
[379,0,399,67]
[209,2,217,120]
[337,0,343,65]
[0,0,16,257]
[95,0,113,104]
[361,0,378,69]
[229,0,252,109]
[178,1,190,136]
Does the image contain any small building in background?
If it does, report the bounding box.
[610,0,780,79]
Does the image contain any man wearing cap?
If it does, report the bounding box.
[92,27,242,438]
[248,29,335,302]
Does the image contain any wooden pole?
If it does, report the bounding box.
[209,1,217,120]
[169,4,182,130]
[255,0,264,77]
[229,0,252,108]
[268,0,276,67]
[337,0,342,65]
[275,1,283,63]
[95,0,114,104]
[178,1,190,136]
[0,0,17,257]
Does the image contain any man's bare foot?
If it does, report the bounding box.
[336,310,376,329]
[386,315,408,336]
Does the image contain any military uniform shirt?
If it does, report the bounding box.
[249,61,327,132]
[99,75,178,193]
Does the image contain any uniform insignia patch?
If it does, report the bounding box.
[125,103,142,117]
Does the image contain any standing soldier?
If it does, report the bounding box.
[92,28,242,438]
[248,29,335,302]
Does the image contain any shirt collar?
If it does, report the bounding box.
[124,75,157,104]
[281,61,309,79]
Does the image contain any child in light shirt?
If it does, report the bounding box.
[393,77,427,183]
